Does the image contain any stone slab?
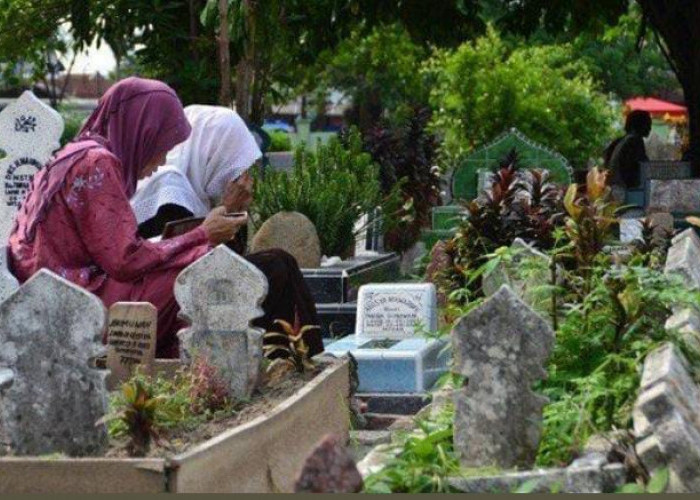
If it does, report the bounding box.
[648,179,700,214]
[448,463,626,493]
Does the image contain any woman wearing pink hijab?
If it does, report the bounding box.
[8,77,244,357]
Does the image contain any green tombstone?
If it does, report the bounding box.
[451,128,573,202]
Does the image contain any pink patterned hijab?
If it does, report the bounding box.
[20,77,191,241]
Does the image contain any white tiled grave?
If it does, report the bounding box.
[324,283,449,393]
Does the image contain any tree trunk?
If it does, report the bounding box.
[218,0,232,106]
[637,0,700,174]
[235,0,256,122]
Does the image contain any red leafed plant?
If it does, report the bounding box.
[188,357,232,414]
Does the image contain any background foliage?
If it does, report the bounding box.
[425,27,614,170]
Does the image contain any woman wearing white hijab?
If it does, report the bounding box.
[131,105,323,356]
[131,105,261,234]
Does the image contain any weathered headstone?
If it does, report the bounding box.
[175,245,268,399]
[0,269,108,456]
[0,91,64,241]
[356,283,437,339]
[452,285,554,468]
[294,434,363,493]
[634,343,700,492]
[665,307,700,355]
[0,246,19,304]
[251,211,322,268]
[106,302,157,388]
[665,227,700,289]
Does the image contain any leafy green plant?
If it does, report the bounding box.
[363,405,459,493]
[99,376,166,457]
[537,263,699,466]
[263,319,317,374]
[252,129,392,257]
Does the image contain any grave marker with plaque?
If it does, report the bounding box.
[325,283,447,393]
[0,92,64,242]
[106,302,157,388]
[356,284,437,339]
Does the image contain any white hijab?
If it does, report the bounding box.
[131,105,262,223]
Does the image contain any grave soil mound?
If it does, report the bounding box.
[105,360,331,459]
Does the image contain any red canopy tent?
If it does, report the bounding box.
[625,97,687,123]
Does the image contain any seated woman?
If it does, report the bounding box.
[8,78,246,358]
[130,105,323,357]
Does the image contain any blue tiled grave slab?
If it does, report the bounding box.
[327,336,448,393]
[325,283,449,393]
[302,252,400,304]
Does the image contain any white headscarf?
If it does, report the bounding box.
[130,105,262,223]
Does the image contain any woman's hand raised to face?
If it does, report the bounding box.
[202,206,248,245]
[222,171,254,213]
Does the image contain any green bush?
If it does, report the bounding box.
[59,107,89,146]
[252,130,388,257]
[424,27,614,169]
[267,130,292,152]
[316,23,429,128]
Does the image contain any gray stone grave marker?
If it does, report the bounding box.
[665,227,700,289]
[356,283,437,339]
[0,91,64,242]
[0,269,108,456]
[106,302,157,389]
[634,344,700,492]
[175,245,268,399]
[452,285,554,468]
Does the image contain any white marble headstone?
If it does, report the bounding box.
[0,91,64,242]
[356,283,437,339]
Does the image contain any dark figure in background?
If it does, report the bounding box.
[604,110,652,189]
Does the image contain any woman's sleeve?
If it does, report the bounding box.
[66,155,211,282]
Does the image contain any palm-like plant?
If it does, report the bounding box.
[563,167,618,269]
[263,319,318,374]
[98,377,165,457]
